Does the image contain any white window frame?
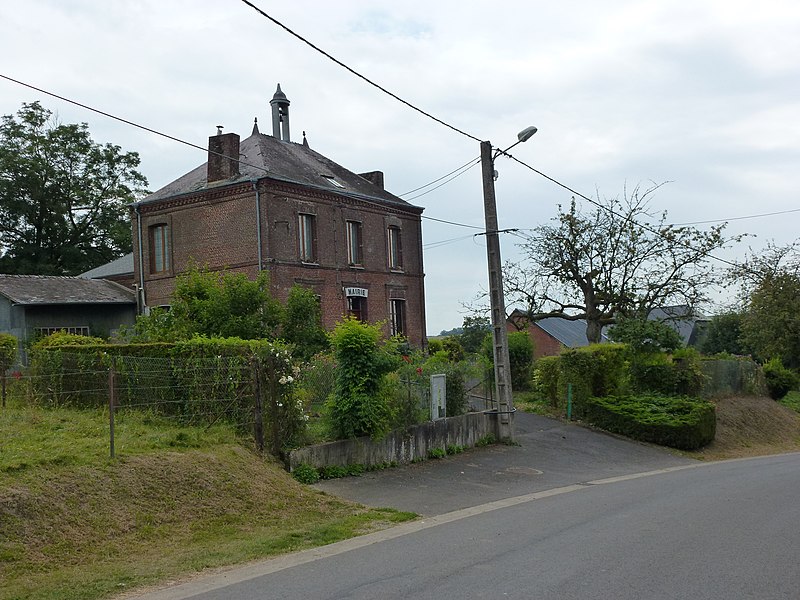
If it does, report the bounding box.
[298,213,316,263]
[388,226,403,271]
[346,220,363,266]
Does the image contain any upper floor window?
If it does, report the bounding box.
[346,220,363,266]
[298,213,316,263]
[388,226,403,271]
[389,299,406,337]
[149,224,170,274]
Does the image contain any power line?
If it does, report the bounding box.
[405,159,481,201]
[239,0,483,144]
[670,207,800,227]
[400,156,480,197]
[505,153,741,269]
[0,73,488,231]
[0,73,271,177]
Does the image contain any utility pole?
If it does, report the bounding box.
[480,140,515,441]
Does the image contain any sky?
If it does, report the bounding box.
[1,1,798,335]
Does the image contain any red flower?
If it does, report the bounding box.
[416,367,423,376]
[402,355,411,363]
[12,371,22,380]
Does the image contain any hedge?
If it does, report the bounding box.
[558,344,628,418]
[585,394,716,450]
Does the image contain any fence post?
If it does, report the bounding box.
[108,362,116,459]
[251,357,265,454]
[1,372,6,409]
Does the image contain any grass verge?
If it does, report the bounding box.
[0,406,415,600]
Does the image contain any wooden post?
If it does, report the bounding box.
[1,373,6,409]
[108,364,116,459]
[252,358,265,454]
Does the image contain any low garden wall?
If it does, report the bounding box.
[288,411,494,471]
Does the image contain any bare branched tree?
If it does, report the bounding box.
[504,183,739,343]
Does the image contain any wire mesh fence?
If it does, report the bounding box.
[4,350,494,460]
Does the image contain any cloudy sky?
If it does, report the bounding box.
[2,1,798,334]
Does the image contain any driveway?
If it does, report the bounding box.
[316,411,696,515]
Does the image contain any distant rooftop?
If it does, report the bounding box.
[79,253,134,279]
[0,275,135,305]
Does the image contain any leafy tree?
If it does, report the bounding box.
[608,316,683,354]
[459,315,491,354]
[128,267,283,341]
[0,333,17,407]
[0,102,148,274]
[282,286,328,360]
[699,312,747,356]
[504,183,737,343]
[741,271,800,369]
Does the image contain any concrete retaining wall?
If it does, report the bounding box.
[288,412,494,471]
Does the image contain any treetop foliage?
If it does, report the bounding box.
[0,101,148,275]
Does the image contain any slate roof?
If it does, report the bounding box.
[647,305,708,345]
[140,132,420,211]
[79,253,134,279]
[0,275,136,305]
[534,316,610,347]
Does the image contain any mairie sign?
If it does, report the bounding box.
[344,287,368,298]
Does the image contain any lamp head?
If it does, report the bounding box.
[517,126,538,143]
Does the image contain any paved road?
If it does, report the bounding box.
[134,452,800,599]
[316,411,694,515]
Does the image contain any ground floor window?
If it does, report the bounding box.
[389,299,406,337]
[347,296,367,322]
[34,326,91,338]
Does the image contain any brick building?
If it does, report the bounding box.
[132,85,426,346]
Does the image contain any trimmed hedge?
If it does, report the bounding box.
[585,394,716,450]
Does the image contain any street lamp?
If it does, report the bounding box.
[480,126,537,442]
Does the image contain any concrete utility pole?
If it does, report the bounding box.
[479,127,536,442]
[480,140,515,441]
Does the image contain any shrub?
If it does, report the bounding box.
[282,286,329,360]
[292,463,320,484]
[533,356,561,406]
[585,394,716,450]
[426,339,444,354]
[0,333,16,372]
[763,357,798,400]
[327,318,400,439]
[559,344,628,417]
[31,331,105,349]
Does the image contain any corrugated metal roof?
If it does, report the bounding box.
[79,253,134,279]
[0,275,136,305]
[140,132,420,211]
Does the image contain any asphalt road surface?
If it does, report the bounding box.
[134,451,800,600]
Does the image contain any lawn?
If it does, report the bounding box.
[0,403,415,600]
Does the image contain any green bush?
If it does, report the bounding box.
[292,463,320,484]
[629,348,705,397]
[0,333,16,372]
[533,356,561,406]
[327,318,400,439]
[559,344,628,417]
[763,357,798,400]
[282,286,329,361]
[586,394,716,450]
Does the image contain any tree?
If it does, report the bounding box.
[504,183,736,343]
[0,102,148,275]
[608,316,683,354]
[741,271,800,369]
[128,267,283,341]
[458,315,491,354]
[729,242,800,368]
[699,312,747,356]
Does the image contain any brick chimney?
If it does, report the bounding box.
[207,128,240,183]
[358,171,384,189]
